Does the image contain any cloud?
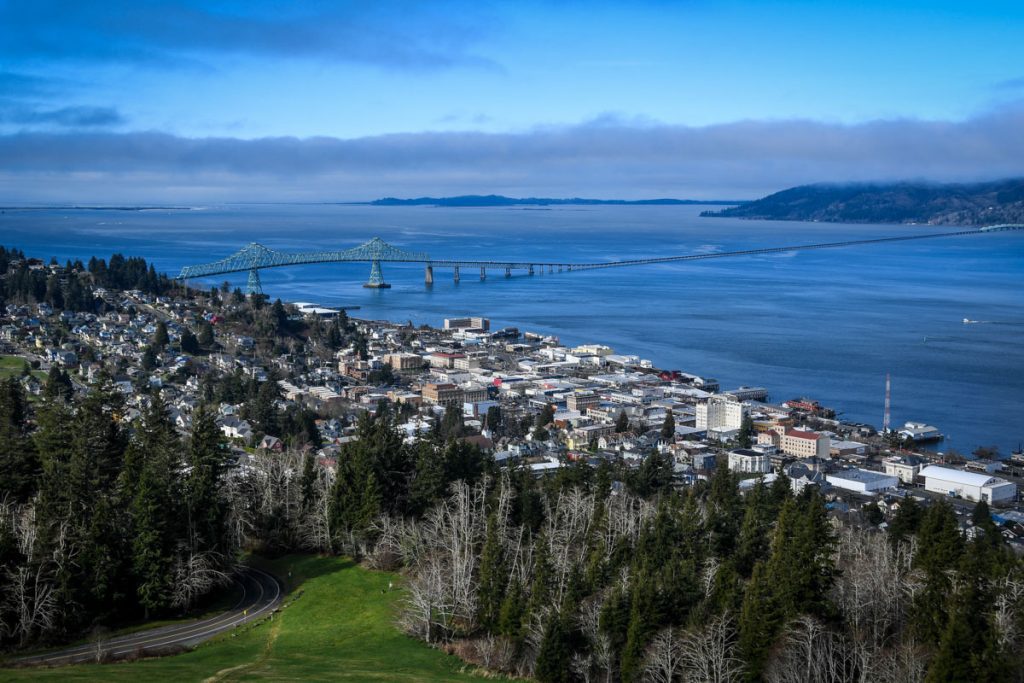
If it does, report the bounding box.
[1,106,1023,202]
[0,105,125,128]
[0,1,500,70]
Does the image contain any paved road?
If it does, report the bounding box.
[9,567,282,667]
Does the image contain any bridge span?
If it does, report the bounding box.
[176,224,1024,294]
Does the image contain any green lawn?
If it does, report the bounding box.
[4,556,500,682]
[0,355,45,382]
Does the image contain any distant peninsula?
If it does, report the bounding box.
[701,179,1024,226]
[368,194,739,207]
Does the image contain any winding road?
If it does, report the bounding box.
[9,567,283,668]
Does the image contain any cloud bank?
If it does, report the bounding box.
[2,106,1023,202]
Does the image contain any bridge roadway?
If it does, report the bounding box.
[427,224,1024,271]
[176,224,1023,291]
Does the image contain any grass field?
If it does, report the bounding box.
[0,355,46,382]
[4,556,499,682]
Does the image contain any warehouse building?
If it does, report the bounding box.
[919,466,1017,504]
[826,468,898,494]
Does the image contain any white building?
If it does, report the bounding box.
[826,469,898,494]
[696,394,745,432]
[919,465,1016,504]
[884,455,924,484]
[728,448,772,474]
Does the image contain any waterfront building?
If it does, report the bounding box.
[920,465,1017,504]
[761,425,830,459]
[695,394,745,432]
[884,454,925,484]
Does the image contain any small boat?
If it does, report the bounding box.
[963,318,978,324]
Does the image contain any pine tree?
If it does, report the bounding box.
[129,400,183,617]
[738,561,781,682]
[615,410,630,434]
[153,321,169,349]
[0,377,38,502]
[185,405,231,556]
[660,409,675,440]
[913,501,964,645]
[180,328,200,354]
[477,513,507,631]
[535,610,573,683]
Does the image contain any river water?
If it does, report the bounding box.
[2,203,1022,454]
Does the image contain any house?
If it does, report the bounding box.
[258,435,284,452]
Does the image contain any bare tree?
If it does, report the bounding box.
[171,545,229,609]
[678,614,743,683]
[764,616,854,683]
[641,626,685,683]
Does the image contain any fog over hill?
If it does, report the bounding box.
[702,179,1024,226]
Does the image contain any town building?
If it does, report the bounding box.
[884,454,925,484]
[826,469,898,494]
[695,394,745,431]
[919,465,1017,504]
[728,448,772,474]
[760,425,830,459]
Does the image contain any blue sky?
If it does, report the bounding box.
[1,0,1023,201]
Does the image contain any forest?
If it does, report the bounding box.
[3,372,1024,682]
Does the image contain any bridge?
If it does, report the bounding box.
[176,225,1024,294]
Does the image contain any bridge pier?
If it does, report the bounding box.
[363,258,391,288]
[480,266,486,280]
[453,266,460,283]
[558,265,563,273]
[528,265,535,276]
[505,267,511,278]
[246,268,263,296]
[548,265,554,274]
[424,265,433,285]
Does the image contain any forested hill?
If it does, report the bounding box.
[701,179,1024,226]
[369,195,736,206]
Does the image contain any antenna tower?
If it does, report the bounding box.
[883,373,891,433]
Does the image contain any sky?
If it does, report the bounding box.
[1,0,1023,202]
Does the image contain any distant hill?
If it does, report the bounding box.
[369,194,738,207]
[701,179,1024,226]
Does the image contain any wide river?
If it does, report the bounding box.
[2,204,1022,454]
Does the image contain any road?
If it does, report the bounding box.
[9,566,282,668]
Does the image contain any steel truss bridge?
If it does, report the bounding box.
[176,225,1024,295]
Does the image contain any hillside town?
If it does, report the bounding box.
[3,251,1023,547]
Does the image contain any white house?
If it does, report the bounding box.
[919,466,1016,504]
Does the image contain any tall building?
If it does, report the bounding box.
[695,394,745,431]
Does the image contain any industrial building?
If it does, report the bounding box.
[919,466,1017,504]
[826,469,898,494]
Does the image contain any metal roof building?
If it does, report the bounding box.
[919,465,1016,504]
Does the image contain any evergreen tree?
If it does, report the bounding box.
[0,377,38,502]
[153,321,169,349]
[477,513,507,630]
[737,414,754,448]
[198,320,215,348]
[615,410,630,434]
[180,328,200,355]
[185,405,231,556]
[913,501,965,645]
[660,409,675,440]
[129,400,183,617]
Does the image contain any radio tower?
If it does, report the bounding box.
[883,373,891,433]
